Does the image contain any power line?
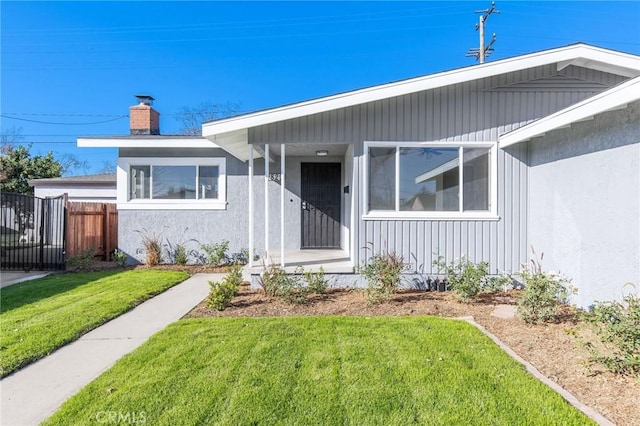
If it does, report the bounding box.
[2,107,254,118]
[3,4,469,35]
[1,113,125,117]
[0,115,128,126]
[5,21,466,49]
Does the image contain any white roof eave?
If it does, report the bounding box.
[77,137,218,148]
[499,75,640,147]
[203,129,262,162]
[202,44,640,138]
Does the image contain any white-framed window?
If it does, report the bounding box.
[117,157,226,210]
[363,141,498,220]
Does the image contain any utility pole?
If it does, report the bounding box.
[466,1,500,63]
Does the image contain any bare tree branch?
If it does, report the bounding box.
[176,101,242,135]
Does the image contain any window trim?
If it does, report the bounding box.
[363,141,498,221]
[117,157,226,210]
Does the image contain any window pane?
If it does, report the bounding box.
[153,166,196,199]
[399,147,459,211]
[130,166,150,200]
[369,147,396,210]
[463,148,490,211]
[199,166,219,199]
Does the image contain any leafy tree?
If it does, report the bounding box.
[176,101,241,135]
[1,128,87,194]
[0,144,63,195]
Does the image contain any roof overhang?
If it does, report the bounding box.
[499,75,640,147]
[203,44,640,146]
[77,137,218,148]
[203,129,264,162]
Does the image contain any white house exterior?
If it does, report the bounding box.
[501,76,640,308]
[28,173,116,203]
[79,44,640,308]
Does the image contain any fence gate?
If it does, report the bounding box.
[1,193,66,271]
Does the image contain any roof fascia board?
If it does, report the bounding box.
[29,181,115,187]
[203,45,640,136]
[499,76,640,147]
[77,138,218,148]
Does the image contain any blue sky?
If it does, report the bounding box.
[2,1,639,175]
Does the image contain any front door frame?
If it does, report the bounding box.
[300,162,342,249]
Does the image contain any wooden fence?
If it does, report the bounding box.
[66,202,118,260]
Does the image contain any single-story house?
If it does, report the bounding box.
[28,173,117,203]
[78,43,640,308]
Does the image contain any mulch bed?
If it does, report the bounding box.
[187,285,640,426]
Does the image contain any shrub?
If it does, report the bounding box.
[584,291,640,376]
[174,244,188,265]
[484,274,514,292]
[200,240,229,266]
[135,228,164,266]
[67,247,97,270]
[358,250,406,304]
[433,255,489,302]
[304,266,329,294]
[516,254,574,324]
[260,263,309,304]
[206,264,243,311]
[112,249,127,268]
[165,240,189,265]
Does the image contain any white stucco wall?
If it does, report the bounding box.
[528,101,640,308]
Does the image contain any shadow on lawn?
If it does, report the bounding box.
[0,270,123,314]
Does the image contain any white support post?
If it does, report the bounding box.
[248,145,254,268]
[280,144,285,268]
[264,144,269,264]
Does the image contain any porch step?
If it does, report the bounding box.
[248,249,354,275]
[248,263,354,275]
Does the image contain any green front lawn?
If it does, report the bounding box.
[45,316,592,425]
[0,270,188,377]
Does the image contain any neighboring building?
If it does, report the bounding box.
[78,44,640,308]
[28,173,116,203]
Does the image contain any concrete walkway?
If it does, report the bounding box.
[0,273,221,426]
[0,271,50,289]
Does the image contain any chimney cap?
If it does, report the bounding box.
[134,94,155,105]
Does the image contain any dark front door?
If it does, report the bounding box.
[301,163,341,249]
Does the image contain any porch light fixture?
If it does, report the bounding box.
[316,150,329,156]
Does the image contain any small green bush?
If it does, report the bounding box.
[584,291,640,376]
[260,263,309,304]
[112,249,127,268]
[174,244,188,265]
[483,274,513,292]
[304,267,329,294]
[67,247,97,270]
[359,250,406,304]
[433,255,489,302]
[200,240,229,266]
[206,264,243,311]
[516,254,574,324]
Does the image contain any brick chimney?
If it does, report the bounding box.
[130,95,160,135]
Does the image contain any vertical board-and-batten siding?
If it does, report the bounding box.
[248,65,626,273]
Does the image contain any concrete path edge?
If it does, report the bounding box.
[457,316,614,426]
